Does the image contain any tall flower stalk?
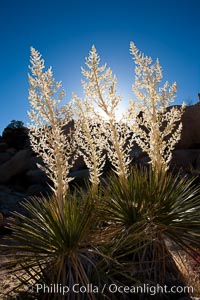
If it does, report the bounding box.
[128,42,185,173]
[79,45,134,184]
[28,48,75,218]
[72,94,106,191]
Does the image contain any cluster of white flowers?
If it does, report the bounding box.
[28,43,185,199]
[72,94,106,187]
[79,46,135,181]
[28,48,75,215]
[128,42,185,172]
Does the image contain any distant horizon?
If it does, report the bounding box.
[0,0,199,134]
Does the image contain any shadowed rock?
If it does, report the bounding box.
[176,105,200,149]
[0,149,31,183]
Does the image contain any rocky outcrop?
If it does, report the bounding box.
[0,149,31,183]
[171,149,200,172]
[165,104,200,173]
[26,169,49,185]
[0,185,27,231]
[176,105,200,149]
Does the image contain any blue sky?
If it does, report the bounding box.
[0,0,200,134]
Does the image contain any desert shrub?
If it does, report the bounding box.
[2,120,28,150]
[99,167,200,298]
[2,190,115,300]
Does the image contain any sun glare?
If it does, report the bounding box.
[94,100,128,122]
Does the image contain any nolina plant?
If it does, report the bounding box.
[1,43,199,300]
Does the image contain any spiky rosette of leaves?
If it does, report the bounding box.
[0,191,115,300]
[99,167,200,285]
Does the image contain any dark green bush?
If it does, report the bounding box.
[2,120,29,149]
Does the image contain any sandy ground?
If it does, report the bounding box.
[0,233,199,300]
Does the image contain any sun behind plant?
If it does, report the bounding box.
[0,42,198,300]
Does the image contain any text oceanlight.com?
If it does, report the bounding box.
[33,283,194,296]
